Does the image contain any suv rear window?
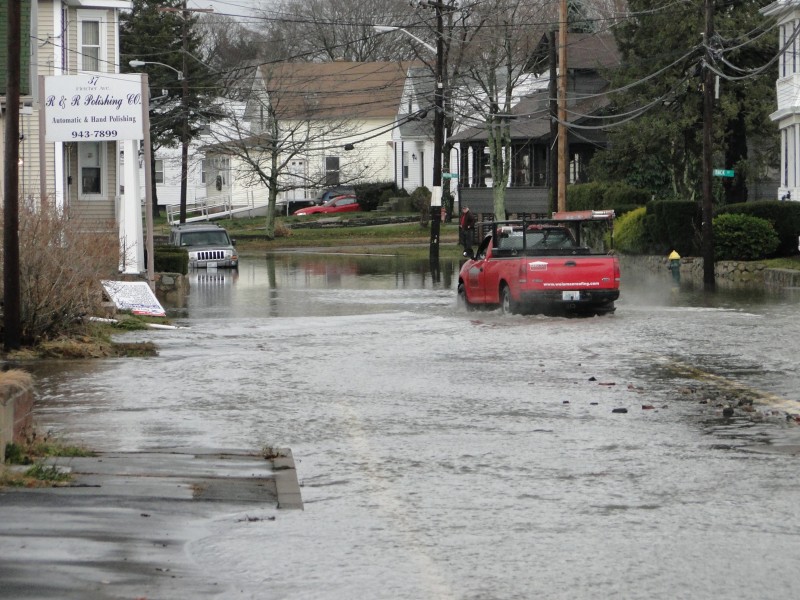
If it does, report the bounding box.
[178,230,231,247]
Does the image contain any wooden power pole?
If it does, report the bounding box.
[4,0,22,350]
[557,0,568,212]
[702,0,716,289]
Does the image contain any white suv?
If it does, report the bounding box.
[169,223,238,269]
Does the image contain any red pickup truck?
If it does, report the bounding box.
[457,210,620,316]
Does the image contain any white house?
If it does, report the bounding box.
[762,0,800,202]
[1,0,145,271]
[202,61,434,209]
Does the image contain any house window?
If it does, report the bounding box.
[78,11,105,72]
[403,152,409,179]
[154,159,164,184]
[325,156,340,186]
[511,144,531,186]
[533,146,547,186]
[79,142,104,196]
[200,160,206,184]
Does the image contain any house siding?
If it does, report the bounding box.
[68,141,118,222]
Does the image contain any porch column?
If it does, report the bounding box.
[790,123,800,190]
[120,139,144,274]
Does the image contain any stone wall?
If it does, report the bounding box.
[155,272,188,308]
[621,255,800,290]
[0,371,34,463]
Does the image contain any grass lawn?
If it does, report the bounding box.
[154,213,465,258]
[763,256,800,270]
[150,212,800,268]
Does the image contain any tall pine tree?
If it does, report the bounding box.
[120,0,220,214]
[591,0,777,204]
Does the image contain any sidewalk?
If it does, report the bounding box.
[0,448,302,599]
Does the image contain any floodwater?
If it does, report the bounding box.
[31,253,800,599]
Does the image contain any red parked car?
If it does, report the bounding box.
[293,195,360,215]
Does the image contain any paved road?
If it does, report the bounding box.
[0,448,301,599]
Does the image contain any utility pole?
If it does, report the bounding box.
[557,0,568,212]
[4,0,22,350]
[431,2,444,267]
[548,30,558,212]
[409,1,448,268]
[702,0,716,289]
[180,0,189,224]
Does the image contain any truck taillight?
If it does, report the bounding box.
[518,261,527,283]
[613,257,621,282]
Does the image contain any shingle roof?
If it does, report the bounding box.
[526,32,621,74]
[260,61,422,120]
[565,33,621,71]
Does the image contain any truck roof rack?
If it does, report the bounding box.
[550,210,615,221]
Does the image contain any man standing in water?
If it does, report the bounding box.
[459,206,475,256]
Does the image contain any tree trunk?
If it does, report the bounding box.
[150,152,161,218]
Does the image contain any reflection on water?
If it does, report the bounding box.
[167,252,462,320]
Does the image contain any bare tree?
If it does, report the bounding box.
[204,63,377,238]
[197,14,269,98]
[455,0,546,218]
[260,0,418,61]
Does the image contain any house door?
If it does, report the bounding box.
[286,160,306,199]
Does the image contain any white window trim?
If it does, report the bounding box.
[77,9,106,73]
[78,141,107,198]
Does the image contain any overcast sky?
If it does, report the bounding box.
[188,0,268,17]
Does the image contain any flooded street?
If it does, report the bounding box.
[31,254,800,599]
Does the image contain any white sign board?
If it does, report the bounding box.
[101,280,166,317]
[44,74,144,142]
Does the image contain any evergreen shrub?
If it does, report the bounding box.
[713,213,779,261]
[716,201,800,257]
[646,200,698,255]
[154,245,188,274]
[567,182,649,214]
[410,186,432,226]
[354,181,397,212]
[613,206,649,254]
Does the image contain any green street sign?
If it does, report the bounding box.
[442,172,459,179]
[713,169,735,178]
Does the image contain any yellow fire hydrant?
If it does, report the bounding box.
[668,250,681,280]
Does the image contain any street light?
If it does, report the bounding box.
[129,59,183,80]
[373,25,436,54]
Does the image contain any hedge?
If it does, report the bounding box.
[713,213,779,261]
[354,181,399,212]
[715,200,800,257]
[613,206,649,254]
[645,200,699,256]
[153,245,188,274]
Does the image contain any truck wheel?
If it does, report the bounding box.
[457,283,474,311]
[500,285,517,315]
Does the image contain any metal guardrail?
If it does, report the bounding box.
[167,197,234,224]
[165,194,273,225]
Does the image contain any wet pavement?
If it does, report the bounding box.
[0,449,301,599]
[5,253,800,599]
